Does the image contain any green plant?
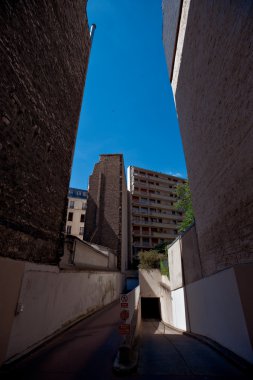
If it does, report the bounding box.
[138,250,167,270]
[175,180,195,232]
[160,259,169,277]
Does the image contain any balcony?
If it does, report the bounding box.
[132,242,153,248]
[132,219,182,228]
[132,229,178,238]
[133,172,184,187]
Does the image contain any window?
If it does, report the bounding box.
[69,201,74,209]
[80,214,85,223]
[79,227,84,235]
[66,225,72,234]
[82,203,86,210]
[68,212,73,221]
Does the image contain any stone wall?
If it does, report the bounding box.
[0,0,90,264]
[163,0,253,276]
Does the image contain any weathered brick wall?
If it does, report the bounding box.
[84,155,125,268]
[0,1,90,264]
[167,1,253,276]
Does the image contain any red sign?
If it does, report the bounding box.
[120,295,128,303]
[120,294,129,309]
[119,324,130,335]
[120,309,129,321]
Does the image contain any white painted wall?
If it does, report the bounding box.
[186,268,253,364]
[171,288,186,331]
[5,261,122,363]
[168,238,183,290]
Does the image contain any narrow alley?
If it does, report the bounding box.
[1,301,250,380]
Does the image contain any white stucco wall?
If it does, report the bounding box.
[186,267,253,364]
[171,287,186,331]
[4,261,122,363]
[168,238,183,290]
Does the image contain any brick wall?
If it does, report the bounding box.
[164,0,253,276]
[84,154,127,270]
[0,0,90,264]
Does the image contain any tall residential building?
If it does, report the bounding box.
[84,154,128,271]
[127,166,186,262]
[65,188,87,239]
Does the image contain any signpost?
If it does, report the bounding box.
[120,309,129,321]
[119,323,130,335]
[120,294,128,308]
[119,294,131,338]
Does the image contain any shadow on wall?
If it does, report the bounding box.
[84,194,122,267]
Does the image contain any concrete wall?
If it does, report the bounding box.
[0,0,90,264]
[162,0,182,78]
[163,0,253,277]
[171,288,186,331]
[0,258,25,365]
[0,257,123,365]
[168,238,183,290]
[139,269,186,331]
[139,269,162,298]
[186,266,253,363]
[167,234,253,363]
[61,237,117,270]
[160,275,173,325]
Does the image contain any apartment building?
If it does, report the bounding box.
[127,166,185,261]
[84,154,128,271]
[66,188,88,239]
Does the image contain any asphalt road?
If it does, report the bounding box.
[0,301,251,380]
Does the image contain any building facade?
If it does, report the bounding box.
[66,188,87,239]
[127,166,185,262]
[162,0,253,363]
[84,154,128,271]
[0,0,91,264]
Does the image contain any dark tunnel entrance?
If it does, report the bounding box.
[141,297,161,320]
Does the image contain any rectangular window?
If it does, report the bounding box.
[68,212,73,221]
[80,214,85,223]
[69,201,74,209]
[79,227,84,235]
[66,225,72,234]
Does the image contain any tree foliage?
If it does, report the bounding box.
[175,181,194,232]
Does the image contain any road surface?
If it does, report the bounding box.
[0,301,251,380]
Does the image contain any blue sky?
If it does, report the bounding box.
[70,0,187,189]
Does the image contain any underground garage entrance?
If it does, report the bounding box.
[141,297,161,320]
